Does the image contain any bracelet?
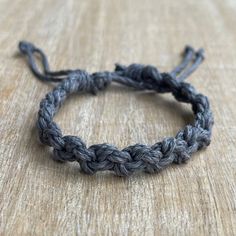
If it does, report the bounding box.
[18,41,214,176]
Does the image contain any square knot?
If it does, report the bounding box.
[67,70,112,95]
[91,71,112,94]
[115,63,162,85]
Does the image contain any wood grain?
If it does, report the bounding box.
[0,0,236,235]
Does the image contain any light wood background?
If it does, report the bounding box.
[0,0,236,235]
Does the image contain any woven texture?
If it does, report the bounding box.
[19,41,214,176]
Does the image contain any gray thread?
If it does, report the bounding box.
[18,41,214,176]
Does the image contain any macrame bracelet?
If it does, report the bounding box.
[18,41,214,176]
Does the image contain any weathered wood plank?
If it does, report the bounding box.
[0,0,236,235]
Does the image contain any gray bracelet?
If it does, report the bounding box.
[18,41,214,176]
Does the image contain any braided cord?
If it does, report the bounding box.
[19,41,214,176]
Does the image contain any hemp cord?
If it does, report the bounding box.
[18,41,214,176]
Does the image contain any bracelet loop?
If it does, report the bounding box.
[19,41,214,176]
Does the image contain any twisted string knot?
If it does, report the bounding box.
[38,121,64,149]
[62,70,112,95]
[115,63,162,86]
[53,135,95,163]
[91,71,112,94]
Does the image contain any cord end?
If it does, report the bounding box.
[18,41,35,54]
[196,48,205,60]
[184,45,195,55]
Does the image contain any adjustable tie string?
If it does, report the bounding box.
[171,45,195,78]
[19,41,74,82]
[19,41,205,88]
[176,48,205,81]
[18,41,213,176]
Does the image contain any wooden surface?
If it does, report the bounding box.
[0,0,236,235]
